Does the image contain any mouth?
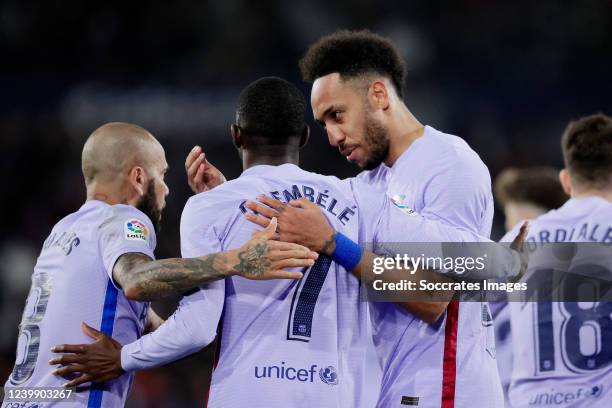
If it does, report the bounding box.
[340,146,359,162]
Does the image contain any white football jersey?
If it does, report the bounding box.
[2,201,156,408]
[358,125,502,408]
[502,197,612,407]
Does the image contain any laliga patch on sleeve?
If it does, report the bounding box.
[124,219,149,242]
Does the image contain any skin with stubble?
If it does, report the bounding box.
[81,122,170,232]
[310,73,424,170]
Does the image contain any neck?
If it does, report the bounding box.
[242,147,299,171]
[571,189,612,203]
[86,182,132,206]
[383,102,425,167]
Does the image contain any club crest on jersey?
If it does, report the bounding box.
[124,219,149,242]
[319,366,338,386]
[390,194,417,216]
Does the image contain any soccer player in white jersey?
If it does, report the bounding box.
[1,123,315,408]
[501,113,612,407]
[238,30,502,407]
[48,78,526,407]
[492,167,568,406]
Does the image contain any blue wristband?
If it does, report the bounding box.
[331,232,363,271]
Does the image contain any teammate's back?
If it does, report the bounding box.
[505,197,612,407]
[181,163,374,408]
[2,122,172,408]
[3,200,156,408]
[503,113,612,407]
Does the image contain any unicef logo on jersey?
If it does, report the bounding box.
[254,362,339,386]
[319,366,339,386]
[587,385,603,399]
[529,384,604,405]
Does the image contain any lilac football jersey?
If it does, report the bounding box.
[502,197,612,407]
[2,200,156,408]
[124,163,375,408]
[120,163,493,408]
[358,125,503,408]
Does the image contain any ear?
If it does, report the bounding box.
[231,124,242,149]
[559,169,572,196]
[299,125,310,149]
[368,80,390,110]
[127,166,147,197]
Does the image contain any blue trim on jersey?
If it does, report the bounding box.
[87,279,119,408]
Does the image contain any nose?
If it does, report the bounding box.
[326,125,345,147]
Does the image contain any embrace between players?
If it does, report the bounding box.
[4,30,611,408]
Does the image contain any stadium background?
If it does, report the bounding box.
[1,1,611,406]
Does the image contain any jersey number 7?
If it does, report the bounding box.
[287,256,333,342]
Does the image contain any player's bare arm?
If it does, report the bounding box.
[113,218,317,301]
[185,145,227,194]
[244,196,454,323]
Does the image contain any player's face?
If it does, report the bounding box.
[311,73,390,170]
[138,147,169,232]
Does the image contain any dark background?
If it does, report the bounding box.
[1,1,611,406]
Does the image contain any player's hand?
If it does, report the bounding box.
[49,322,125,388]
[185,145,226,194]
[244,196,336,256]
[229,217,319,280]
[509,221,530,282]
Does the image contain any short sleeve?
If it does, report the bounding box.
[121,195,228,372]
[98,205,157,287]
[350,176,481,243]
[419,155,494,237]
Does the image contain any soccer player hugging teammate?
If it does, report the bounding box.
[2,123,315,408]
[48,77,522,408]
[501,114,612,408]
[245,30,505,407]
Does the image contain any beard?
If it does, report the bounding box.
[137,181,163,233]
[360,110,390,170]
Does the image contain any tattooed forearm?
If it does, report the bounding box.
[113,252,231,301]
[232,242,270,278]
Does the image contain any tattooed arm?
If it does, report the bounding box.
[113,252,229,301]
[113,218,318,301]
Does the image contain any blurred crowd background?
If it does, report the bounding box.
[1,1,611,406]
